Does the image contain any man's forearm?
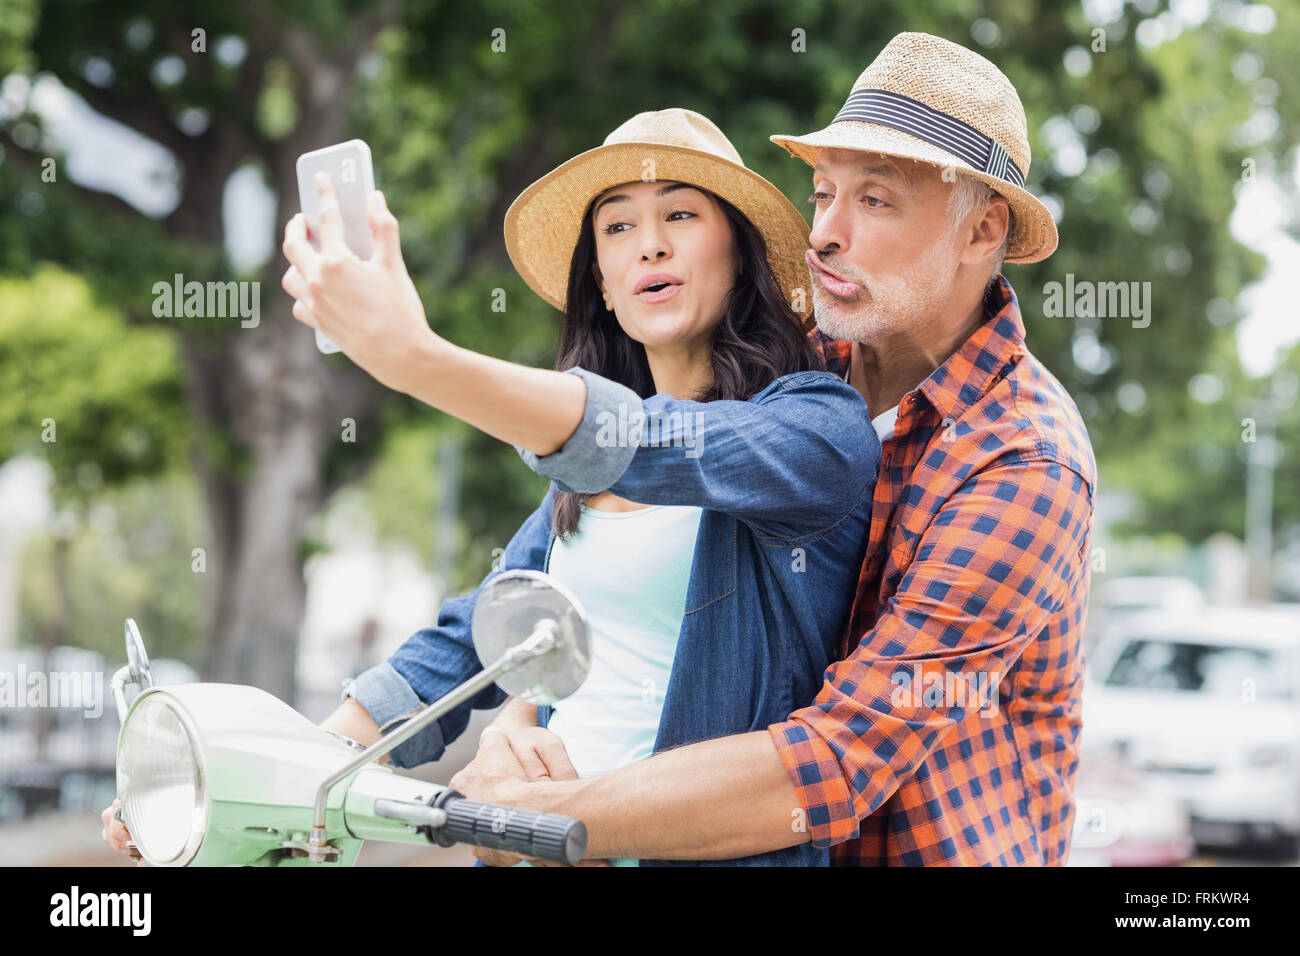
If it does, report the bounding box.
[520,730,810,860]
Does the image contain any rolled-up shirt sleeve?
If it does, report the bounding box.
[514,367,641,494]
[346,657,451,768]
[767,457,1092,848]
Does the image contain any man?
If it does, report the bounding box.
[337,31,1097,866]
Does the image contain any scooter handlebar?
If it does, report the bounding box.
[429,790,587,864]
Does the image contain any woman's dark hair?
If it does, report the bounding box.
[551,187,824,538]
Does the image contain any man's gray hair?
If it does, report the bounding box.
[947,174,1013,287]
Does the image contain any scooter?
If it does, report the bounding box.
[109,569,591,866]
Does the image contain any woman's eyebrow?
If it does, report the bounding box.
[593,182,700,216]
[593,193,628,215]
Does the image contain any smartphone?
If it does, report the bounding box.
[295,139,376,354]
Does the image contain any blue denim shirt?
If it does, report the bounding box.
[348,366,880,865]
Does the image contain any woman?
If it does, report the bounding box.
[104,109,879,866]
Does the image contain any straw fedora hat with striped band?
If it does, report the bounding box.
[504,108,814,326]
[770,32,1058,264]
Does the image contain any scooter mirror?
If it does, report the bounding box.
[124,618,154,692]
[471,570,590,705]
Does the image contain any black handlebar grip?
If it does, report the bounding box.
[428,790,588,864]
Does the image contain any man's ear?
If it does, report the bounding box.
[962,194,1010,266]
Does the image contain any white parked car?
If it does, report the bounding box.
[1085,576,1206,652]
[1082,604,1300,857]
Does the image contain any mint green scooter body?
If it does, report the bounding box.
[117,683,436,867]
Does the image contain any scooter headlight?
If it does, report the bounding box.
[116,691,208,865]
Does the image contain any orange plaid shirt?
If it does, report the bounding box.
[767,275,1097,865]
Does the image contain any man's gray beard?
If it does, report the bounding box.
[812,286,906,344]
[811,242,957,344]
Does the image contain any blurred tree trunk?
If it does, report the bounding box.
[178,10,400,703]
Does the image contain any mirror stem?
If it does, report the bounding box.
[307,618,559,859]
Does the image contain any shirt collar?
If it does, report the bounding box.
[917,275,1025,421]
[810,328,852,382]
[807,275,1026,422]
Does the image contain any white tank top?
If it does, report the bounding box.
[543,502,703,778]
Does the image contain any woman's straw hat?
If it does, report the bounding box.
[504,108,813,325]
[771,32,1058,263]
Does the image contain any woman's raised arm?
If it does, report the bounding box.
[519,368,880,536]
[280,178,878,536]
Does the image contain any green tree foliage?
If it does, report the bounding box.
[0,0,1294,680]
[0,265,186,500]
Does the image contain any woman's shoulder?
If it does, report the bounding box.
[747,370,878,461]
[751,368,867,407]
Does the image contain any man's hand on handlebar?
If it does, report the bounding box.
[452,708,609,867]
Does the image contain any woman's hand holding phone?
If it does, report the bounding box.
[285,169,587,461]
[282,174,447,396]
